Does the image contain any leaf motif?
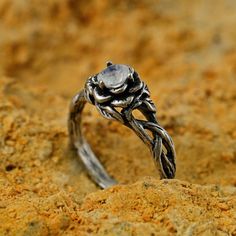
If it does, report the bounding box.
[96,104,113,120]
[111,96,134,108]
[96,104,124,123]
[143,98,156,112]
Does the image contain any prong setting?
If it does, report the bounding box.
[106,61,113,67]
[98,80,105,89]
[84,63,152,112]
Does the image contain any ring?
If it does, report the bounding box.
[68,62,176,188]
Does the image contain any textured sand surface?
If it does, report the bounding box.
[0,0,236,235]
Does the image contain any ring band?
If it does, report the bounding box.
[68,62,176,188]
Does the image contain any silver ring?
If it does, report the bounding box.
[68,62,176,188]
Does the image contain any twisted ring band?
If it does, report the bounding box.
[68,62,176,188]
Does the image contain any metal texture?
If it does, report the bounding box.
[68,62,176,188]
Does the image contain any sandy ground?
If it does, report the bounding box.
[0,0,236,235]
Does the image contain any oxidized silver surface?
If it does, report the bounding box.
[68,62,176,188]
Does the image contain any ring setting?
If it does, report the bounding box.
[84,62,151,121]
[68,62,176,188]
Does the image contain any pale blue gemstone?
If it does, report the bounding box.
[97,64,130,88]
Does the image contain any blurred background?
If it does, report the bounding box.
[0,0,236,187]
[1,0,236,93]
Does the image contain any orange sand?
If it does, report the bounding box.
[0,1,236,235]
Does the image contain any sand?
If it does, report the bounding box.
[0,0,236,235]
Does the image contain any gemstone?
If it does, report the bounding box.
[97,64,130,88]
